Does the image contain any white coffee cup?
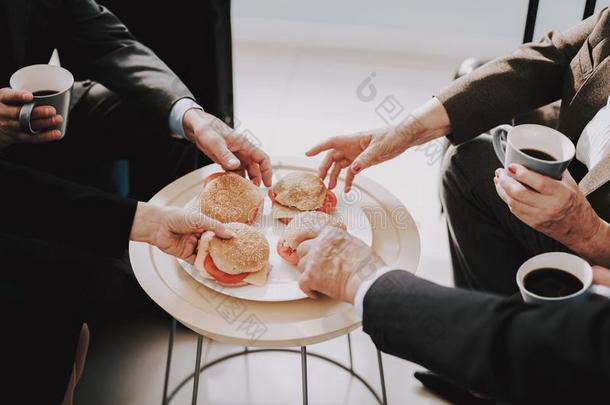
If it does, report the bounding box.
[516,252,610,304]
[10,64,74,138]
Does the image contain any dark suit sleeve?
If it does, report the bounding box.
[363,270,610,403]
[0,160,137,258]
[435,8,606,143]
[57,0,194,125]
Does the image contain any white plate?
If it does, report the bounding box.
[177,168,373,302]
[129,157,420,347]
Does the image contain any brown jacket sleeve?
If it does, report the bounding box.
[436,9,606,143]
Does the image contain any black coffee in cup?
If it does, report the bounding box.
[33,90,59,97]
[519,148,557,162]
[491,124,575,179]
[523,267,584,297]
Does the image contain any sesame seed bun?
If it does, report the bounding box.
[193,229,270,287]
[208,223,270,275]
[272,172,327,211]
[199,173,263,224]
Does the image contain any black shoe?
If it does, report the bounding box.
[414,371,496,404]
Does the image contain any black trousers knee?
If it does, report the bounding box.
[440,135,568,295]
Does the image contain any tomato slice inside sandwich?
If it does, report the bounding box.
[204,255,248,284]
[268,189,277,203]
[270,189,337,214]
[317,190,337,214]
[203,172,226,187]
[277,243,299,265]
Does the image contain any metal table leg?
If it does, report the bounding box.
[165,332,385,404]
[301,346,308,405]
[192,335,204,405]
[347,333,354,371]
[162,318,176,405]
[377,349,388,405]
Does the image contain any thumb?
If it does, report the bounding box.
[185,211,235,239]
[209,135,241,170]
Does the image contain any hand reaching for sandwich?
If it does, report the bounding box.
[182,109,273,187]
[129,202,235,263]
[306,97,451,192]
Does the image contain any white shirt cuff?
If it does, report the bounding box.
[168,98,204,139]
[354,266,396,316]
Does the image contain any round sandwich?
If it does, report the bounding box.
[199,172,264,224]
[194,223,271,287]
[268,172,337,224]
[277,211,346,265]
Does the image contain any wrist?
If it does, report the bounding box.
[397,97,452,147]
[182,108,207,142]
[129,202,163,245]
[575,218,610,265]
[590,220,610,266]
[344,273,365,304]
[344,255,386,304]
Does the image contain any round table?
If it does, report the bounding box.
[129,157,420,405]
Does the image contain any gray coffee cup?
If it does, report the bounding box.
[10,64,74,138]
[491,124,575,179]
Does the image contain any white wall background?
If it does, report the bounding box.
[234,0,610,59]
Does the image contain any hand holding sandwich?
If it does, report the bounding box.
[307,97,451,192]
[130,202,234,263]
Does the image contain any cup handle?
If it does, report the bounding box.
[491,124,513,166]
[18,102,40,135]
[591,284,610,299]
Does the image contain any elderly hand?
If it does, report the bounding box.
[296,226,385,302]
[306,98,451,192]
[129,202,234,263]
[0,88,63,149]
[494,164,608,258]
[183,109,272,187]
[306,127,411,192]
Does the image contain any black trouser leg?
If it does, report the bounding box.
[2,298,82,405]
[3,82,208,200]
[0,232,164,403]
[440,135,568,295]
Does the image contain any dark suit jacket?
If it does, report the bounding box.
[436,7,610,221]
[363,270,610,404]
[0,159,136,258]
[1,0,193,127]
